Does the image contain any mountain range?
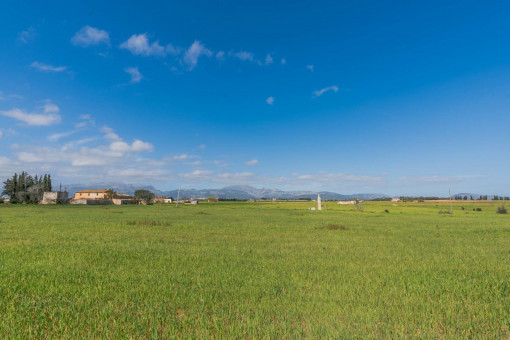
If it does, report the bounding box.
[62,183,390,200]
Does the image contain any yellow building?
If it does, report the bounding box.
[73,189,109,200]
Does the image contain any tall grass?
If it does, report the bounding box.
[0,201,508,337]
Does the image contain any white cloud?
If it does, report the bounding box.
[313,85,338,98]
[399,175,482,184]
[0,130,3,138]
[18,27,37,43]
[198,144,206,149]
[131,140,153,151]
[232,51,255,62]
[216,51,225,60]
[120,34,166,57]
[281,58,287,65]
[48,130,77,142]
[245,159,259,166]
[30,62,67,72]
[110,139,153,153]
[44,103,60,114]
[173,154,198,161]
[265,54,273,65]
[183,41,212,70]
[75,114,94,128]
[124,67,143,83]
[71,26,110,47]
[306,64,314,72]
[266,96,274,105]
[100,126,121,141]
[107,168,169,180]
[1,105,61,126]
[291,172,385,185]
[217,172,255,180]
[213,160,228,167]
[179,169,213,181]
[166,44,181,56]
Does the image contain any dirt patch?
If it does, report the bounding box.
[317,224,347,230]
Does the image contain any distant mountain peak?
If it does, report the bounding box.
[63,182,390,200]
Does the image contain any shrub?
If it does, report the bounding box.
[476,208,482,212]
[384,209,389,213]
[497,206,508,214]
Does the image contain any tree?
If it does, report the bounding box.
[134,189,155,205]
[45,174,52,192]
[105,188,117,200]
[207,196,218,202]
[497,206,508,214]
[2,172,53,203]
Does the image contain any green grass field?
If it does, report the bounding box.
[0,201,509,338]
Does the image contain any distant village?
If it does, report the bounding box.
[2,172,508,205]
[0,171,197,205]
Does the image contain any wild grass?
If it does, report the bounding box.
[0,201,509,338]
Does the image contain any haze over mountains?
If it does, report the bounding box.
[63,183,390,200]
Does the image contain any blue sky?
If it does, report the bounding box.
[1,0,509,195]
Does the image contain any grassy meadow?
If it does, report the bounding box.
[0,201,509,338]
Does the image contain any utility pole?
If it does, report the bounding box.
[176,187,181,208]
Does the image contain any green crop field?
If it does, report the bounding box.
[0,201,509,338]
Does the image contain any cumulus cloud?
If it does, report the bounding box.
[313,85,338,97]
[306,64,314,72]
[213,160,228,167]
[216,51,225,60]
[264,54,273,65]
[110,140,153,152]
[124,67,143,83]
[71,26,110,47]
[107,168,169,180]
[173,154,199,161]
[100,126,121,141]
[231,51,255,62]
[183,41,213,70]
[0,130,3,138]
[217,172,255,179]
[18,27,37,43]
[120,34,166,57]
[30,62,67,72]
[266,96,274,105]
[198,144,206,149]
[281,58,287,65]
[75,114,94,128]
[179,169,213,181]
[1,103,61,126]
[245,159,259,166]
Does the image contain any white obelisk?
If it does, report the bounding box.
[317,193,322,211]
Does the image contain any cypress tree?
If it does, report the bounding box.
[47,174,52,192]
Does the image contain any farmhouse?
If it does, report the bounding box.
[41,191,69,204]
[73,189,109,200]
[112,194,136,205]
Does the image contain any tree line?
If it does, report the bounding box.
[2,172,53,204]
